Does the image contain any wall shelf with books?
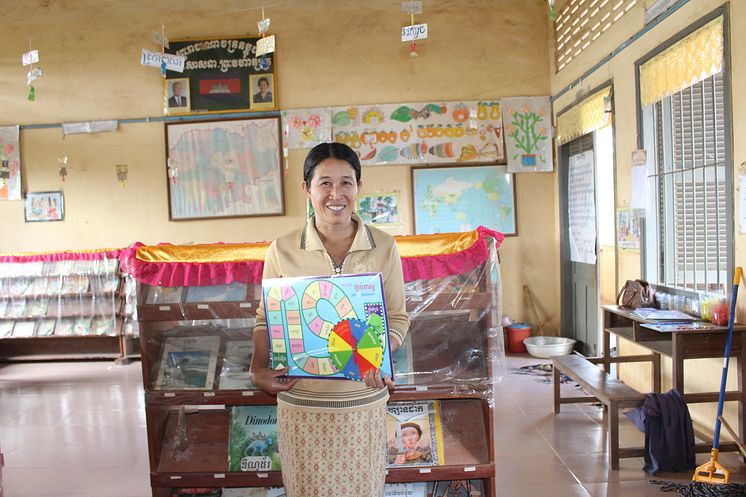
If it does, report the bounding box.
[128,227,506,497]
[0,249,135,361]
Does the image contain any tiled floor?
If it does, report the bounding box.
[0,355,744,496]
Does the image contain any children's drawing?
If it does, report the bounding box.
[501,96,553,173]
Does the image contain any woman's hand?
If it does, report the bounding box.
[364,368,395,390]
[250,366,298,394]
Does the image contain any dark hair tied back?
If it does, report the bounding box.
[303,142,362,185]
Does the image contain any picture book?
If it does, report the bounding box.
[54,318,75,336]
[228,405,281,472]
[262,273,394,381]
[392,333,415,386]
[185,282,247,303]
[90,316,115,336]
[29,277,49,296]
[25,298,49,318]
[430,480,484,497]
[5,300,26,318]
[218,340,254,390]
[8,280,29,297]
[146,286,183,305]
[641,321,725,333]
[384,482,427,497]
[222,487,286,497]
[73,316,92,335]
[0,321,13,338]
[0,299,8,317]
[386,400,444,467]
[632,308,696,321]
[36,318,56,336]
[155,335,221,390]
[169,488,222,497]
[12,320,36,337]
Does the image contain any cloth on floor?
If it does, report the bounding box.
[625,389,696,475]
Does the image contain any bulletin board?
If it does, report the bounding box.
[165,36,278,114]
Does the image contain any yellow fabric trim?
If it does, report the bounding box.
[556,87,611,145]
[640,16,723,107]
[136,243,270,263]
[135,229,484,263]
[0,247,120,257]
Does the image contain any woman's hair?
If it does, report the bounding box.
[303,142,362,185]
[400,422,422,437]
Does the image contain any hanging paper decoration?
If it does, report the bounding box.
[58,156,68,182]
[331,100,503,166]
[256,10,274,70]
[401,1,425,57]
[22,44,42,102]
[281,108,332,149]
[141,25,185,76]
[115,164,128,187]
[501,96,553,173]
[0,126,21,200]
[548,0,557,22]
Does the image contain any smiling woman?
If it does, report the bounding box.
[250,142,410,497]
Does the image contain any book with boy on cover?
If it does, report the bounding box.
[386,400,444,467]
[384,482,427,497]
[155,336,220,390]
[228,405,281,472]
[431,480,484,497]
[261,273,394,381]
[218,340,254,390]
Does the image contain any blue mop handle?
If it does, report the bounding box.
[713,267,742,449]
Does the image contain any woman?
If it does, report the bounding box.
[250,142,410,497]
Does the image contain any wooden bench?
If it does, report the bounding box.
[552,354,645,470]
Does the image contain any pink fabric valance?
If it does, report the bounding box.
[0,247,122,263]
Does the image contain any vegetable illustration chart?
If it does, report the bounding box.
[330,101,504,165]
[262,273,393,381]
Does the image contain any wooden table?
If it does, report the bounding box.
[602,305,746,456]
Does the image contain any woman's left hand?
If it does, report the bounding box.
[364,368,395,390]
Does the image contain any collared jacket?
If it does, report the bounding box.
[254,214,410,412]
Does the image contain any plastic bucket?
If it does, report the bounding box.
[505,323,532,353]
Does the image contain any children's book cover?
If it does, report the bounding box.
[185,282,247,303]
[11,320,36,337]
[392,333,415,386]
[384,482,427,497]
[218,340,254,390]
[386,400,444,467]
[222,487,285,497]
[262,273,393,381]
[146,286,183,305]
[430,480,484,497]
[36,318,56,336]
[0,321,14,338]
[155,336,220,390]
[228,405,281,472]
[169,488,222,497]
[54,318,75,336]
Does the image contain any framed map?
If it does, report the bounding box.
[165,117,284,221]
[411,165,516,236]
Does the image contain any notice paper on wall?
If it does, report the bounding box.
[568,150,597,264]
[630,165,647,210]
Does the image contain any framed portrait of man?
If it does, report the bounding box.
[249,74,275,110]
[165,77,191,114]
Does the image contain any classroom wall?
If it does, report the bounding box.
[0,1,557,327]
[550,0,746,435]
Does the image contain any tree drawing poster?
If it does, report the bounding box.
[501,96,553,173]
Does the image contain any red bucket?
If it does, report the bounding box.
[505,323,532,353]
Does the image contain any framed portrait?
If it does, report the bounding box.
[165,116,284,221]
[164,78,191,114]
[411,164,516,236]
[24,191,64,222]
[249,73,276,110]
[356,192,401,226]
[165,36,277,114]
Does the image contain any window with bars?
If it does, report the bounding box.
[554,0,639,71]
[645,73,730,292]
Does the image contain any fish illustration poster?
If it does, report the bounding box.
[330,100,504,165]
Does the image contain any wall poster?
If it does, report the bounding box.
[567,151,597,264]
[165,36,277,114]
[501,96,553,173]
[281,108,332,149]
[165,117,284,221]
[331,100,504,165]
[0,125,21,201]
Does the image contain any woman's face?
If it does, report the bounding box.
[400,426,420,449]
[303,158,360,228]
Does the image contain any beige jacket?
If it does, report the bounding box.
[255,214,410,411]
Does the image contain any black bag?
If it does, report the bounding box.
[617,279,655,309]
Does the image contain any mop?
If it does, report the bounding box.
[652,268,746,497]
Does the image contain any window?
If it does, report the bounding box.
[642,73,730,292]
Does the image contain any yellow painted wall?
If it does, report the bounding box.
[0,1,557,327]
[551,0,746,436]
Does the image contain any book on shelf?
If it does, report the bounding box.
[0,321,13,338]
[169,488,223,497]
[641,321,725,332]
[392,333,415,386]
[25,298,49,318]
[9,281,29,298]
[384,482,427,497]
[73,316,93,335]
[386,400,444,467]
[262,273,394,381]
[430,480,484,497]
[36,318,56,336]
[632,308,696,321]
[91,316,115,336]
[228,405,281,472]
[29,277,49,296]
[6,300,26,318]
[12,320,36,337]
[218,340,254,390]
[146,286,183,305]
[155,336,221,390]
[222,488,286,497]
[0,300,8,317]
[54,318,75,336]
[185,282,247,303]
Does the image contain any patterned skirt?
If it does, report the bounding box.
[277,402,387,497]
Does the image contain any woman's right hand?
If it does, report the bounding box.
[250,366,299,394]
